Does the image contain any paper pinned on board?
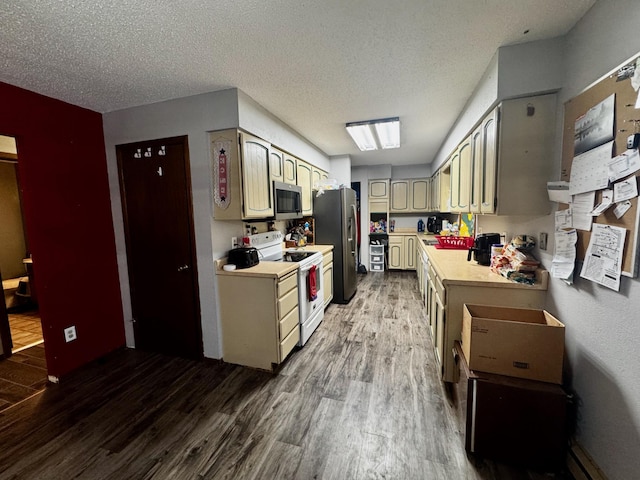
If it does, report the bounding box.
[555,209,573,230]
[579,223,626,291]
[590,189,613,216]
[613,177,638,203]
[613,200,632,219]
[571,191,595,231]
[552,228,577,284]
[569,141,613,195]
[608,149,640,182]
[547,181,572,203]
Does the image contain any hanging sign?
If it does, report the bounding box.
[213,140,231,209]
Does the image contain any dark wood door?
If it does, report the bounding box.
[117,136,202,358]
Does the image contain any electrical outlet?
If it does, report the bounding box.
[64,326,77,342]
[231,237,238,249]
[539,232,548,251]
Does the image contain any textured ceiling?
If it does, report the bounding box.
[1,0,595,166]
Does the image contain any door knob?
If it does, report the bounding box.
[177,264,190,272]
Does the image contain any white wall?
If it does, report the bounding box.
[329,155,352,187]
[431,37,565,173]
[103,88,330,359]
[477,3,640,478]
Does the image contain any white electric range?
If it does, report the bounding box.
[247,232,324,346]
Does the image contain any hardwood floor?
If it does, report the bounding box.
[0,344,47,412]
[0,272,568,479]
[7,307,43,352]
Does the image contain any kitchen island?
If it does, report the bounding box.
[420,244,548,382]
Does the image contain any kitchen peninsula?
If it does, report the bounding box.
[420,242,548,382]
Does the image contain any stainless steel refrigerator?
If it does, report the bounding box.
[313,187,358,303]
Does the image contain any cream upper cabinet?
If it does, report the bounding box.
[469,125,483,214]
[390,180,410,212]
[211,129,273,220]
[270,147,284,184]
[450,136,471,213]
[390,179,429,213]
[240,132,273,219]
[313,167,329,189]
[369,179,389,199]
[481,107,498,214]
[296,159,313,215]
[369,179,389,214]
[283,153,297,185]
[411,179,429,211]
[478,93,555,215]
[430,171,440,212]
[439,162,451,213]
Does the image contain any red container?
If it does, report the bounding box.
[435,235,475,249]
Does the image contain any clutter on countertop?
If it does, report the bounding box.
[491,236,541,284]
[370,218,387,233]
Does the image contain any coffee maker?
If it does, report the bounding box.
[467,233,501,265]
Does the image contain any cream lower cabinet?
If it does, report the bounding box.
[218,270,299,370]
[388,234,416,270]
[322,250,334,308]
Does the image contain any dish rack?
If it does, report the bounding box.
[435,235,475,249]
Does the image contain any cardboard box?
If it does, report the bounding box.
[462,304,565,384]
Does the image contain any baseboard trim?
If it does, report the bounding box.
[567,441,607,480]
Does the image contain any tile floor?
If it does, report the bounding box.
[8,309,43,352]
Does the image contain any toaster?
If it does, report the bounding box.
[227,247,259,269]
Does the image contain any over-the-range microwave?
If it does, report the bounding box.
[273,181,303,220]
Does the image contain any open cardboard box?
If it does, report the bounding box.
[462,304,565,384]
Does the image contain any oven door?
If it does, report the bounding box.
[297,258,324,345]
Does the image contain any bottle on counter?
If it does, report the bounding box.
[418,219,425,233]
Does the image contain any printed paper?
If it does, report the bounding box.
[591,189,613,216]
[551,228,577,284]
[608,149,640,182]
[569,141,614,195]
[571,191,596,231]
[613,177,638,202]
[580,224,626,291]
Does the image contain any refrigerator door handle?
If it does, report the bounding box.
[351,204,358,256]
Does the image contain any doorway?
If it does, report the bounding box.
[0,135,47,412]
[117,136,203,358]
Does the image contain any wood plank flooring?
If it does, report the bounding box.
[0,344,47,412]
[0,272,569,479]
[7,308,43,352]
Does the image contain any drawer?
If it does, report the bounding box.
[279,305,299,339]
[280,324,300,360]
[371,254,384,263]
[278,272,297,297]
[370,262,384,271]
[278,286,298,319]
[370,245,384,254]
[323,251,333,265]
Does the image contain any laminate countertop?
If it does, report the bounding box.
[215,244,333,279]
[424,245,548,290]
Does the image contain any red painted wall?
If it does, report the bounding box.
[0,81,125,378]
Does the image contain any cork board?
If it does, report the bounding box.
[561,57,640,277]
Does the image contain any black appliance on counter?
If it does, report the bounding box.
[427,215,444,234]
[467,233,501,266]
[227,247,259,269]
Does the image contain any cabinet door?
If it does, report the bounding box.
[439,162,451,213]
[270,147,284,183]
[296,159,313,215]
[312,166,322,191]
[403,236,416,270]
[458,137,472,212]
[428,277,437,339]
[431,171,440,212]
[481,107,498,214]
[240,132,273,218]
[320,170,329,181]
[469,126,483,214]
[369,179,389,199]
[388,236,403,269]
[390,180,410,212]
[323,262,333,307]
[449,150,460,212]
[283,153,297,185]
[434,289,445,374]
[411,179,429,212]
[369,199,389,214]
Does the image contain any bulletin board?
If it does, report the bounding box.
[561,56,640,277]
